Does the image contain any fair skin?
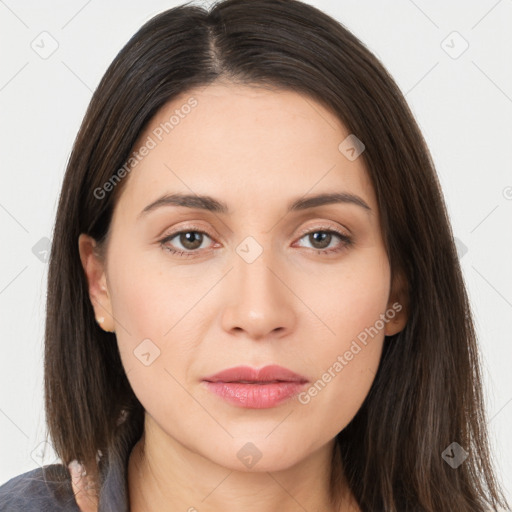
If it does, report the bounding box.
[77,82,407,512]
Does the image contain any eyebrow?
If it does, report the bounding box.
[138,191,371,219]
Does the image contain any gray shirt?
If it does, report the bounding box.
[0,442,130,511]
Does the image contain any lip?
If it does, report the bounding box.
[203,364,308,384]
[202,365,309,409]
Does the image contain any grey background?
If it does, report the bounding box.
[0,0,511,502]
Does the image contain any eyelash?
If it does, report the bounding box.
[159,224,353,258]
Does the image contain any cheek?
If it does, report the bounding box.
[106,248,198,403]
[108,241,214,344]
[295,319,386,442]
[294,250,390,431]
[300,245,390,343]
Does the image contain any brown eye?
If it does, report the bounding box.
[295,228,353,255]
[308,231,332,250]
[177,231,204,250]
[160,229,214,256]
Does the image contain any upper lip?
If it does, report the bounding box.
[203,365,309,383]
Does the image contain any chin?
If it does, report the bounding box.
[204,438,312,474]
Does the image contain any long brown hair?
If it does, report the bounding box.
[44,0,509,510]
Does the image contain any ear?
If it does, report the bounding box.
[78,233,115,333]
[384,270,408,336]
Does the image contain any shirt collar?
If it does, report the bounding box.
[97,436,135,512]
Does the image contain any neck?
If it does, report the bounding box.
[128,418,359,512]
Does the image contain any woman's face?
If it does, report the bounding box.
[80,82,406,472]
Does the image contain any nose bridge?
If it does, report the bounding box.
[221,235,296,339]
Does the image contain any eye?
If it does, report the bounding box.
[159,225,353,258]
[159,227,216,257]
[294,227,353,255]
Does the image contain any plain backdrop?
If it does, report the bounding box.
[0,0,511,501]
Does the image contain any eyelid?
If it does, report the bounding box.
[160,220,349,243]
[160,223,217,240]
[295,221,350,239]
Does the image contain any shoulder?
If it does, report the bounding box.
[0,464,80,511]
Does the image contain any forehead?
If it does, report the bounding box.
[114,83,376,217]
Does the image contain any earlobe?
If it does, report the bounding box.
[78,234,115,333]
[384,308,407,336]
[384,271,409,336]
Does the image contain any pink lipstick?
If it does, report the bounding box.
[202,365,308,409]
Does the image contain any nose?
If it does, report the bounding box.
[220,247,297,341]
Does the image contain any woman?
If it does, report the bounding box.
[0,0,508,510]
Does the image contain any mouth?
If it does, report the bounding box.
[202,365,309,409]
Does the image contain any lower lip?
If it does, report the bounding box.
[203,381,307,408]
